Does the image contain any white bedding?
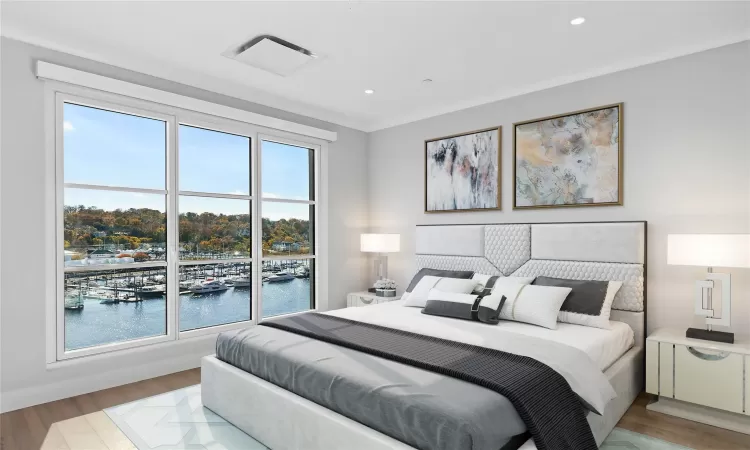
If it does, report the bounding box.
[326,300,619,415]
[329,301,633,371]
[490,319,634,371]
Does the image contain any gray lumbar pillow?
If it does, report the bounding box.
[422,289,507,324]
[532,276,623,329]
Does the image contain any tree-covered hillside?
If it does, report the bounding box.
[64,205,310,256]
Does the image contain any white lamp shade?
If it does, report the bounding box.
[361,234,400,253]
[667,234,750,268]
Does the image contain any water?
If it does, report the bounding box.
[64,278,312,351]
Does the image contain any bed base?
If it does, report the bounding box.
[201,355,413,450]
[202,346,643,450]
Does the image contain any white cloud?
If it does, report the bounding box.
[63,121,75,132]
[230,190,249,196]
[262,192,307,201]
[262,201,309,221]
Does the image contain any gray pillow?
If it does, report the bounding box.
[404,268,475,293]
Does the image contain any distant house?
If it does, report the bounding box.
[238,228,251,237]
[88,248,116,259]
[92,230,107,238]
[271,242,301,252]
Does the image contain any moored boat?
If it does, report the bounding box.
[265,271,294,283]
[189,279,230,294]
[226,275,251,287]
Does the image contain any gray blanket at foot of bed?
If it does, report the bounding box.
[216,324,528,450]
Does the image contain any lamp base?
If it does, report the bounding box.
[686,327,734,344]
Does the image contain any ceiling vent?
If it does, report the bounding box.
[222,35,318,77]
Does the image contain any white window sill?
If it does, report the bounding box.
[46,331,219,370]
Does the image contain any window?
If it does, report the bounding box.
[54,90,321,360]
[260,139,316,318]
[177,124,252,332]
[61,101,170,355]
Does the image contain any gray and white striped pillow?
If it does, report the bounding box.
[422,289,508,324]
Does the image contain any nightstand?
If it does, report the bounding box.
[645,328,750,434]
[346,291,401,308]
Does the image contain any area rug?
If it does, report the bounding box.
[106,385,694,450]
[105,384,267,449]
[601,428,694,450]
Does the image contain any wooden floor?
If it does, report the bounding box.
[0,369,200,450]
[0,369,748,450]
[617,394,750,450]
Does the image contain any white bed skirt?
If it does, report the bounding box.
[201,347,643,450]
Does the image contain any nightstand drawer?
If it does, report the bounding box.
[347,291,400,307]
[674,344,744,414]
[348,293,378,307]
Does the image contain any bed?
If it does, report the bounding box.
[202,221,646,450]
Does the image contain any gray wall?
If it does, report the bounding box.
[368,41,750,337]
[0,37,368,408]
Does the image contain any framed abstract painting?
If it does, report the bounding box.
[425,126,501,213]
[513,103,623,209]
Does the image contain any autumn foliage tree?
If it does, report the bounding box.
[64,205,309,256]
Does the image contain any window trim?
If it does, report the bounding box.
[46,80,327,363]
[257,133,321,319]
[37,61,338,142]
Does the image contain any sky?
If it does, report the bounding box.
[63,103,313,220]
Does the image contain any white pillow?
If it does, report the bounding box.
[402,276,479,308]
[490,284,572,329]
[492,276,536,290]
[471,274,535,294]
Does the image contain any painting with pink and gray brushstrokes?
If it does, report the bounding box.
[426,128,499,212]
[515,106,620,208]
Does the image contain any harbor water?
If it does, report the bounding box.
[64,278,312,350]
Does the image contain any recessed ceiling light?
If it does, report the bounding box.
[422,78,433,83]
[364,89,374,94]
[570,17,585,25]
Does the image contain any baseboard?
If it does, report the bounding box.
[1,347,211,413]
[647,397,750,434]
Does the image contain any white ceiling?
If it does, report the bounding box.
[2,1,748,132]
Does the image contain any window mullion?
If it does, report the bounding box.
[252,134,262,322]
[55,93,66,361]
[62,183,167,195]
[167,114,179,341]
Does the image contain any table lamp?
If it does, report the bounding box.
[361,233,400,285]
[667,234,750,344]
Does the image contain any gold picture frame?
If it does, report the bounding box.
[513,103,623,210]
[424,126,502,213]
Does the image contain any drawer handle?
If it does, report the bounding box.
[687,346,731,361]
[359,296,374,304]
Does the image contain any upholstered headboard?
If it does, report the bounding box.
[414,221,647,346]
